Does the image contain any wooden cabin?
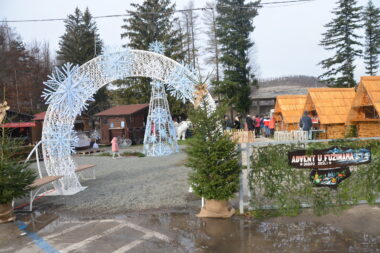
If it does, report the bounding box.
[273,95,307,131]
[1,110,35,144]
[346,76,380,137]
[95,104,149,145]
[304,88,356,139]
[32,112,91,143]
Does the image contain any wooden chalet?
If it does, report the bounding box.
[1,110,35,144]
[273,95,307,131]
[346,76,380,137]
[32,112,91,143]
[304,88,356,139]
[95,104,149,145]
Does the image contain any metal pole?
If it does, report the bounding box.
[238,144,244,214]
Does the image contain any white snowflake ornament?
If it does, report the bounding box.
[149,41,165,54]
[42,63,96,118]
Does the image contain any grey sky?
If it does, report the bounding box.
[0,0,377,80]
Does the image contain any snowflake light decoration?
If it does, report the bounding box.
[151,108,169,124]
[42,63,96,118]
[149,41,165,55]
[90,129,101,140]
[100,47,134,80]
[43,126,78,157]
[166,63,197,103]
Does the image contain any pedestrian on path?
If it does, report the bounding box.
[111,136,121,159]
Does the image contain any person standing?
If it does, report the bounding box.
[246,115,254,131]
[254,115,261,137]
[111,136,121,159]
[269,115,275,137]
[299,111,313,138]
[233,116,241,129]
[223,115,233,130]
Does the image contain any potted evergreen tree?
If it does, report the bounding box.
[186,102,241,218]
[0,127,36,223]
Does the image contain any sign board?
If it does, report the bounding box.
[288,146,371,188]
[288,147,371,169]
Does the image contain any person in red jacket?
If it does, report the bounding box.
[269,116,275,137]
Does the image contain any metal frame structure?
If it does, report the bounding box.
[41,48,216,195]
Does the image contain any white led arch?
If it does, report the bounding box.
[41,49,216,195]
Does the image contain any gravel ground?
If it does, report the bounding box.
[22,146,198,216]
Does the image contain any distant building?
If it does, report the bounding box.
[32,112,91,143]
[95,104,149,145]
[250,76,326,116]
[1,110,35,144]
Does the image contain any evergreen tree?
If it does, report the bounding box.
[216,0,260,115]
[363,0,380,76]
[186,101,240,200]
[319,0,362,87]
[119,0,187,116]
[57,8,108,115]
[57,8,102,65]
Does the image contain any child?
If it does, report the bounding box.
[111,137,121,159]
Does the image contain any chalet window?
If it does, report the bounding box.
[121,121,125,128]
[363,106,379,119]
[110,122,114,128]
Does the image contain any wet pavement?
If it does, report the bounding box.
[1,204,379,253]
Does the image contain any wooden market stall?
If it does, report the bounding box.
[273,95,307,131]
[346,76,380,137]
[303,88,356,139]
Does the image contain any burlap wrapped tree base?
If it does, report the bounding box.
[197,199,235,218]
[0,203,15,224]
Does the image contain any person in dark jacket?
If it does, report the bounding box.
[299,111,312,135]
[224,115,233,130]
[233,116,241,129]
[246,115,254,131]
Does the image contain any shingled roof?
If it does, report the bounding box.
[273,95,307,123]
[304,88,356,124]
[347,76,380,122]
[95,104,149,117]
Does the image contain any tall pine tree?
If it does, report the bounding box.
[57,7,108,115]
[319,0,362,87]
[363,0,380,76]
[118,0,187,116]
[57,8,102,64]
[216,0,260,115]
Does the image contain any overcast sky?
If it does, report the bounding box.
[0,0,377,80]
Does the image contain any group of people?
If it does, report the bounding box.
[245,114,275,138]
[223,114,275,138]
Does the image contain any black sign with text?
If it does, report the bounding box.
[288,147,371,169]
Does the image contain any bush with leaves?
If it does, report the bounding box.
[0,128,37,204]
[250,139,380,216]
[186,102,241,200]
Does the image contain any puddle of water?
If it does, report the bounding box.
[5,208,380,253]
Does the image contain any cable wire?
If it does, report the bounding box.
[2,0,317,23]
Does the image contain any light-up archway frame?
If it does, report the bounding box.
[41,49,216,195]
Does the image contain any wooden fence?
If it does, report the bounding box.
[225,129,255,143]
[274,130,308,142]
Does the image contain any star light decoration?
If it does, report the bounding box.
[149,41,165,55]
[166,63,197,103]
[42,63,96,118]
[100,47,134,80]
